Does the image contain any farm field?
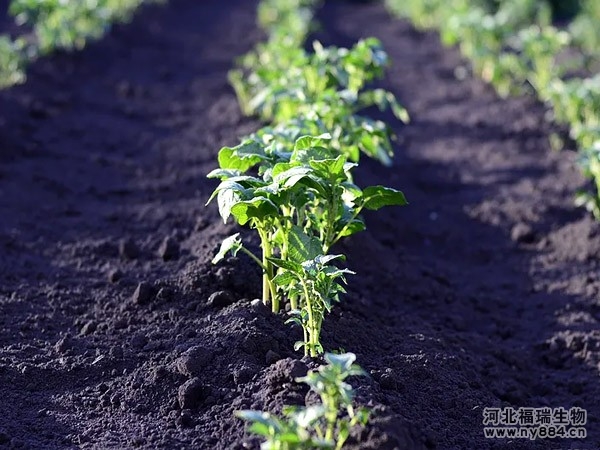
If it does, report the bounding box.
[1,0,600,448]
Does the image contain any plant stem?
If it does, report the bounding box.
[301,279,318,357]
[290,295,298,311]
[258,229,278,312]
[324,398,337,443]
[239,247,267,271]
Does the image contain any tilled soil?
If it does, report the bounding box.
[1,0,599,449]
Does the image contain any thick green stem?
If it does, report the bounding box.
[239,247,267,271]
[302,325,308,357]
[258,229,278,312]
[238,246,277,307]
[290,295,298,311]
[262,268,271,306]
[324,396,337,443]
[301,280,318,357]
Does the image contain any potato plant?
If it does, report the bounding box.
[0,36,27,89]
[236,353,370,449]
[257,0,320,45]
[207,135,406,354]
[230,38,408,167]
[208,0,408,356]
[547,76,600,217]
[275,255,353,357]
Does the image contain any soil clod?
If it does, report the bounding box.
[132,282,155,305]
[178,378,205,409]
[159,237,180,261]
[119,238,140,260]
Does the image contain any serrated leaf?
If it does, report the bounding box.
[361,185,407,210]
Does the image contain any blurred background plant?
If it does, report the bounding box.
[385,0,600,219]
[0,0,163,88]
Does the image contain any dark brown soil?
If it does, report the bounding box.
[1,0,599,449]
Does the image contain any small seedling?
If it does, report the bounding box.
[236,353,370,449]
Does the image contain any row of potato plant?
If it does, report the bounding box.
[208,0,408,357]
[209,1,400,447]
[386,0,600,218]
[0,0,162,88]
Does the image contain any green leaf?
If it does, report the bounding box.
[287,225,322,263]
[359,129,393,167]
[286,316,304,328]
[218,141,266,172]
[294,134,331,151]
[216,185,244,223]
[272,271,297,287]
[206,168,243,180]
[271,162,296,178]
[325,352,356,370]
[308,155,347,181]
[212,233,242,264]
[337,218,365,238]
[278,432,303,444]
[293,340,306,352]
[361,185,408,210]
[314,254,345,266]
[323,266,355,278]
[268,257,303,274]
[247,422,271,437]
[206,180,246,206]
[273,166,313,188]
[291,143,336,164]
[230,197,278,225]
[387,92,410,123]
[293,405,325,428]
